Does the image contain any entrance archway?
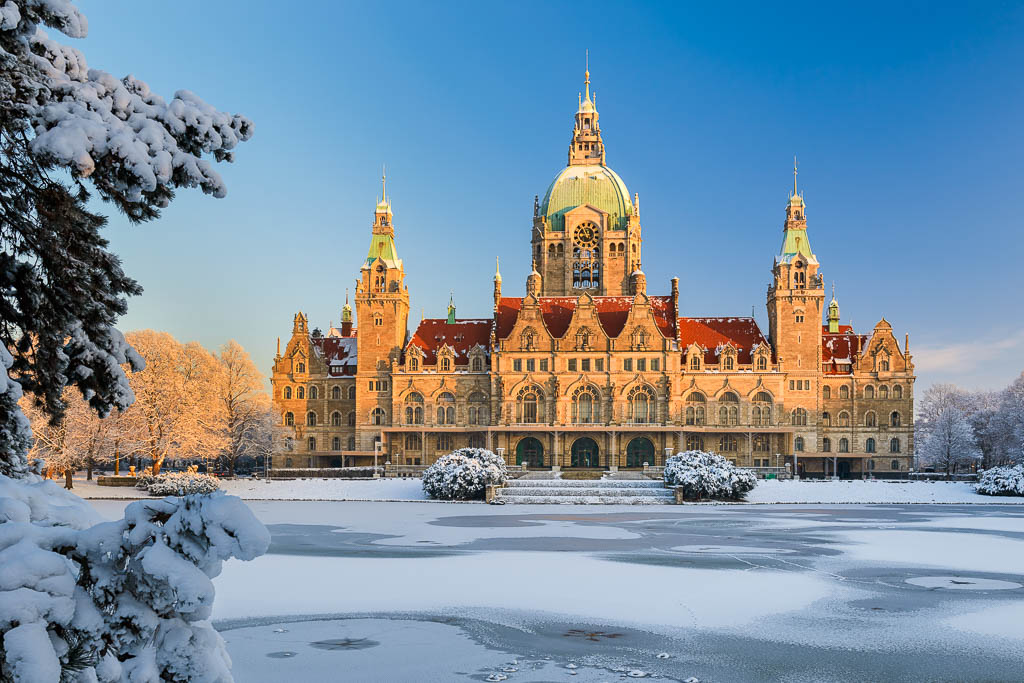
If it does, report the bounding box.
[570,437,601,468]
[625,437,655,468]
[516,437,544,467]
[329,457,343,468]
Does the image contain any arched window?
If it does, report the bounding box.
[472,356,483,372]
[409,357,419,371]
[690,354,700,370]
[839,438,849,453]
[332,436,341,451]
[822,411,832,426]
[297,386,305,400]
[440,357,451,372]
[893,384,903,399]
[405,434,422,450]
[686,434,705,451]
[720,392,739,403]
[839,385,849,399]
[284,412,294,426]
[864,385,875,399]
[572,386,600,424]
[347,411,356,426]
[753,435,770,452]
[307,437,316,451]
[297,362,305,373]
[628,385,655,423]
[348,386,356,400]
[467,392,487,425]
[723,356,734,370]
[718,435,737,452]
[891,459,900,470]
[753,392,772,426]
[332,386,341,400]
[307,411,317,426]
[517,386,542,424]
[756,356,768,371]
[792,407,808,426]
[864,411,877,427]
[436,392,455,425]
[865,437,876,453]
[794,436,805,452]
[717,392,737,426]
[370,407,385,426]
[890,411,901,427]
[838,411,850,427]
[879,385,889,399]
[331,411,342,426]
[867,459,875,471]
[347,436,355,450]
[880,359,890,371]
[685,392,706,425]
[309,386,318,400]
[283,386,292,399]
[822,386,831,400]
[823,437,832,452]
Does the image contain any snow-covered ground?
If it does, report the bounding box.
[71,475,1021,504]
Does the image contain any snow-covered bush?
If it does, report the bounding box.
[0,476,270,681]
[663,450,757,501]
[976,464,1024,496]
[147,470,221,496]
[422,448,507,501]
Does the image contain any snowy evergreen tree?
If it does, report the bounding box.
[976,463,1024,496]
[0,3,262,680]
[919,405,981,476]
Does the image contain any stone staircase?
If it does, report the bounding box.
[495,477,675,504]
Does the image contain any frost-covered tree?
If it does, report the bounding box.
[663,450,757,501]
[919,405,981,477]
[0,2,262,680]
[422,448,507,500]
[215,340,273,475]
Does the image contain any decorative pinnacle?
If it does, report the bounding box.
[584,49,591,102]
[495,256,501,280]
[381,164,387,203]
[793,155,798,196]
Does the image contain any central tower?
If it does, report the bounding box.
[531,63,642,296]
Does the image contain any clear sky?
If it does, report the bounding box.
[75,1,1023,392]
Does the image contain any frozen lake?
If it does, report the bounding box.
[90,501,1024,682]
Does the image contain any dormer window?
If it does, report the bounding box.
[472,356,483,372]
[723,355,734,370]
[441,356,451,372]
[296,362,305,374]
[409,357,418,371]
[690,354,700,370]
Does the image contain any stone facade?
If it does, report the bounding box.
[270,67,915,478]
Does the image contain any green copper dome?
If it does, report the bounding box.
[539,164,633,232]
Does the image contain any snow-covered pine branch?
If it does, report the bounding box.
[663,450,757,501]
[422,448,507,501]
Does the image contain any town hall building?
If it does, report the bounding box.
[270,66,916,478]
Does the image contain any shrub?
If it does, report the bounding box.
[147,471,220,496]
[663,450,757,501]
[976,464,1024,497]
[422,448,507,501]
[134,474,158,490]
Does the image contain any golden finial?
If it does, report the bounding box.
[381,164,387,203]
[792,155,798,196]
[584,49,591,102]
[495,256,501,279]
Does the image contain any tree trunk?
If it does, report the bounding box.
[86,455,94,481]
[64,469,73,489]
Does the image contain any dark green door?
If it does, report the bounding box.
[571,437,601,467]
[838,460,852,479]
[516,437,544,467]
[625,438,654,468]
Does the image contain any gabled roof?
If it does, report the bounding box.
[822,325,869,374]
[407,319,491,365]
[313,336,358,376]
[678,317,770,365]
[495,295,676,341]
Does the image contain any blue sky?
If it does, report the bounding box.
[75,1,1024,391]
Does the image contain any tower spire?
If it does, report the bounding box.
[792,155,798,197]
[584,49,591,103]
[381,164,387,203]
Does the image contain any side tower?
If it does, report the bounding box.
[532,62,641,296]
[767,162,825,400]
[354,173,410,451]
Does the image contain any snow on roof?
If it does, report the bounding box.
[822,325,868,374]
[678,317,769,365]
[313,336,357,375]
[407,319,491,365]
[495,295,676,340]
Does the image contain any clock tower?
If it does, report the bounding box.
[530,62,642,296]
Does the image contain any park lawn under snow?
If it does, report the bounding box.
[70,476,1021,504]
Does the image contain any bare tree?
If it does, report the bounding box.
[920,405,981,477]
[214,340,272,475]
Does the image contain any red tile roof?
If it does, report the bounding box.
[313,336,358,376]
[495,296,676,341]
[822,326,869,374]
[678,317,770,364]
[407,319,492,365]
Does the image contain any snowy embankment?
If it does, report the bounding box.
[746,479,1018,504]
[69,476,1023,504]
